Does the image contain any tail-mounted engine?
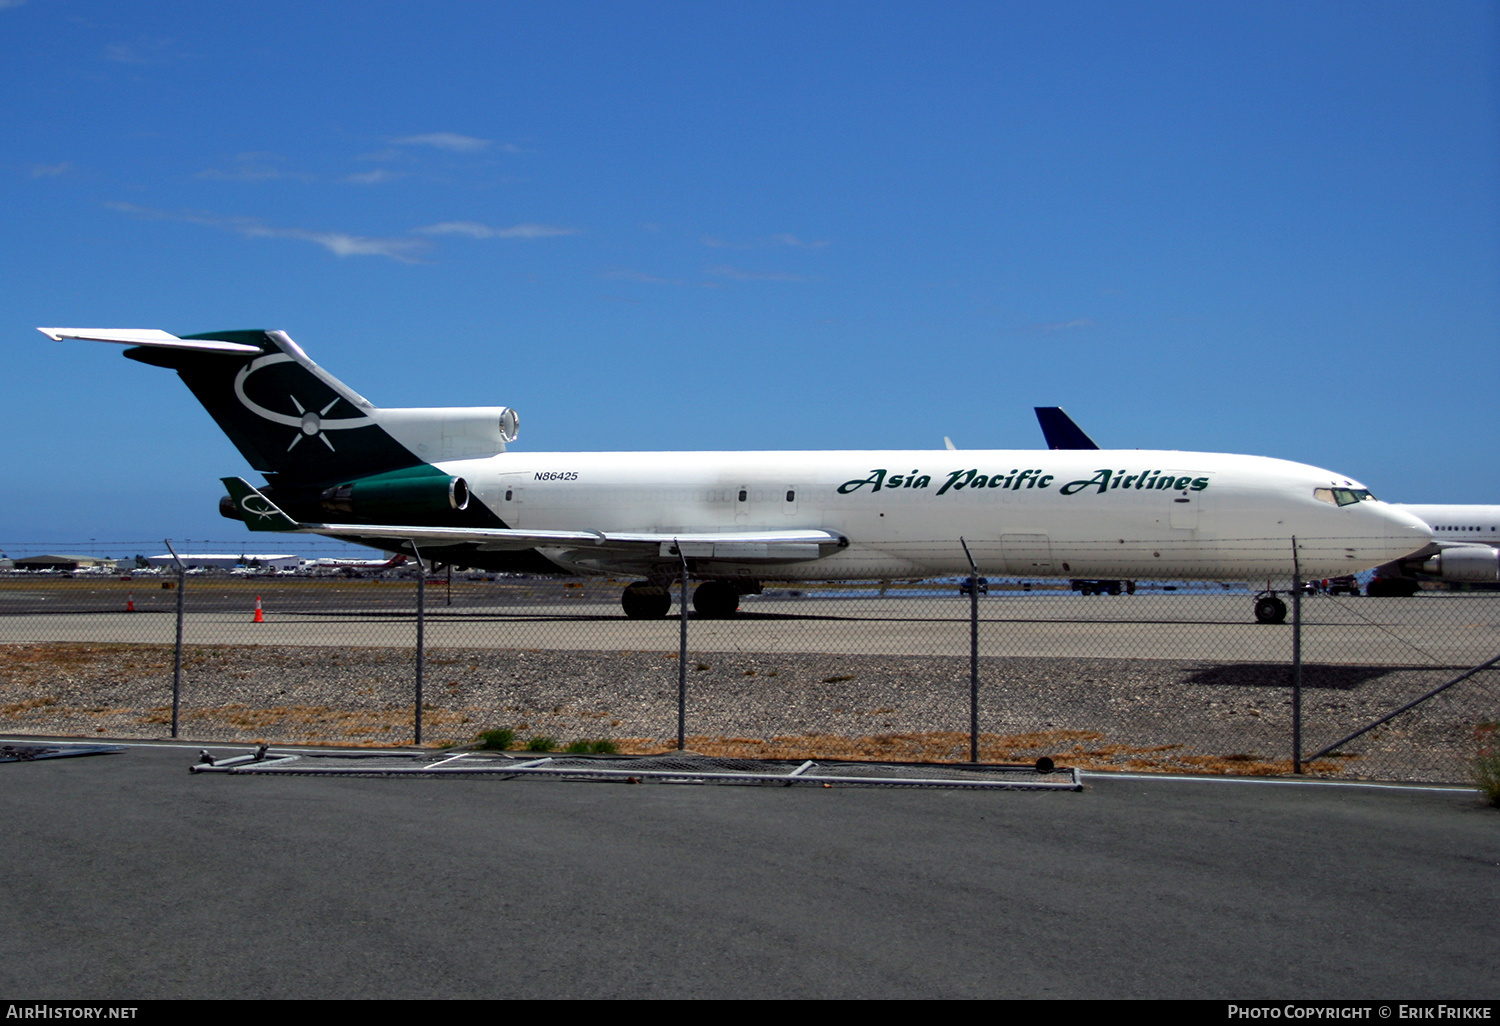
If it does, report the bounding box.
[320,471,470,520]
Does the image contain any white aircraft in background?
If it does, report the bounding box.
[304,553,409,573]
[41,327,1432,623]
[1365,505,1500,595]
[1033,407,1499,596]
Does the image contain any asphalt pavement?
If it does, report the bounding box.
[1,740,1495,999]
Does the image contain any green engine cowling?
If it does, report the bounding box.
[319,469,470,520]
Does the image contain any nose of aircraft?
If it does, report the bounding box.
[1370,503,1434,562]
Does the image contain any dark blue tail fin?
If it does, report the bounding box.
[1034,407,1101,450]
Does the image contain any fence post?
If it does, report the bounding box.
[1292,537,1302,775]
[960,537,980,764]
[164,539,185,739]
[677,544,688,751]
[413,543,425,746]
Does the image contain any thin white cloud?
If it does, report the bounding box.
[343,169,401,185]
[604,268,681,285]
[771,233,829,248]
[1022,318,1097,334]
[246,226,426,261]
[30,162,71,177]
[196,167,305,182]
[105,37,176,65]
[603,268,719,288]
[106,202,427,263]
[0,1,30,10]
[196,153,312,183]
[702,233,830,250]
[416,221,579,239]
[391,133,492,152]
[706,264,809,282]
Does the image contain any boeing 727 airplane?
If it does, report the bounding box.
[41,327,1433,623]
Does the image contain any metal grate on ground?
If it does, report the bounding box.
[188,747,1083,790]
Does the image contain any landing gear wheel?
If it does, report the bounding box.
[693,580,740,619]
[1368,577,1419,598]
[621,581,672,619]
[1254,596,1288,624]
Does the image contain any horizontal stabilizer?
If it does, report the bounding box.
[221,478,302,531]
[38,327,263,354]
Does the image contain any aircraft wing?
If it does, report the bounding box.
[222,478,843,563]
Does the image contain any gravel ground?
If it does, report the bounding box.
[2,642,1493,783]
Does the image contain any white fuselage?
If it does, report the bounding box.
[1392,505,1500,549]
[433,448,1431,583]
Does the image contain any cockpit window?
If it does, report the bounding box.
[1314,487,1376,506]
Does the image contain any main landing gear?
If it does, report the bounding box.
[620,581,672,619]
[1253,593,1288,624]
[619,578,757,619]
[692,580,740,618]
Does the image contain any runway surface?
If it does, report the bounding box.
[0,740,1493,999]
[5,592,1498,666]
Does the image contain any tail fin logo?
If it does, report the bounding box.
[233,353,374,452]
[222,477,302,531]
[238,492,284,523]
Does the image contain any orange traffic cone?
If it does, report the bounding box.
[253,596,264,623]
[125,592,135,612]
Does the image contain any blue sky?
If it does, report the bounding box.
[4,0,1498,553]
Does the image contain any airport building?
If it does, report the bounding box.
[145,553,300,571]
[11,554,123,571]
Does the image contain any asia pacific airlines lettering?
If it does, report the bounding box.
[838,467,1211,496]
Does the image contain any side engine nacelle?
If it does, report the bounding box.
[1407,545,1500,584]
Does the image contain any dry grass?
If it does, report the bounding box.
[1,642,1372,777]
[2,643,174,678]
[580,727,1355,775]
[0,696,60,717]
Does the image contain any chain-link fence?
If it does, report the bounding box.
[1,547,1495,783]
